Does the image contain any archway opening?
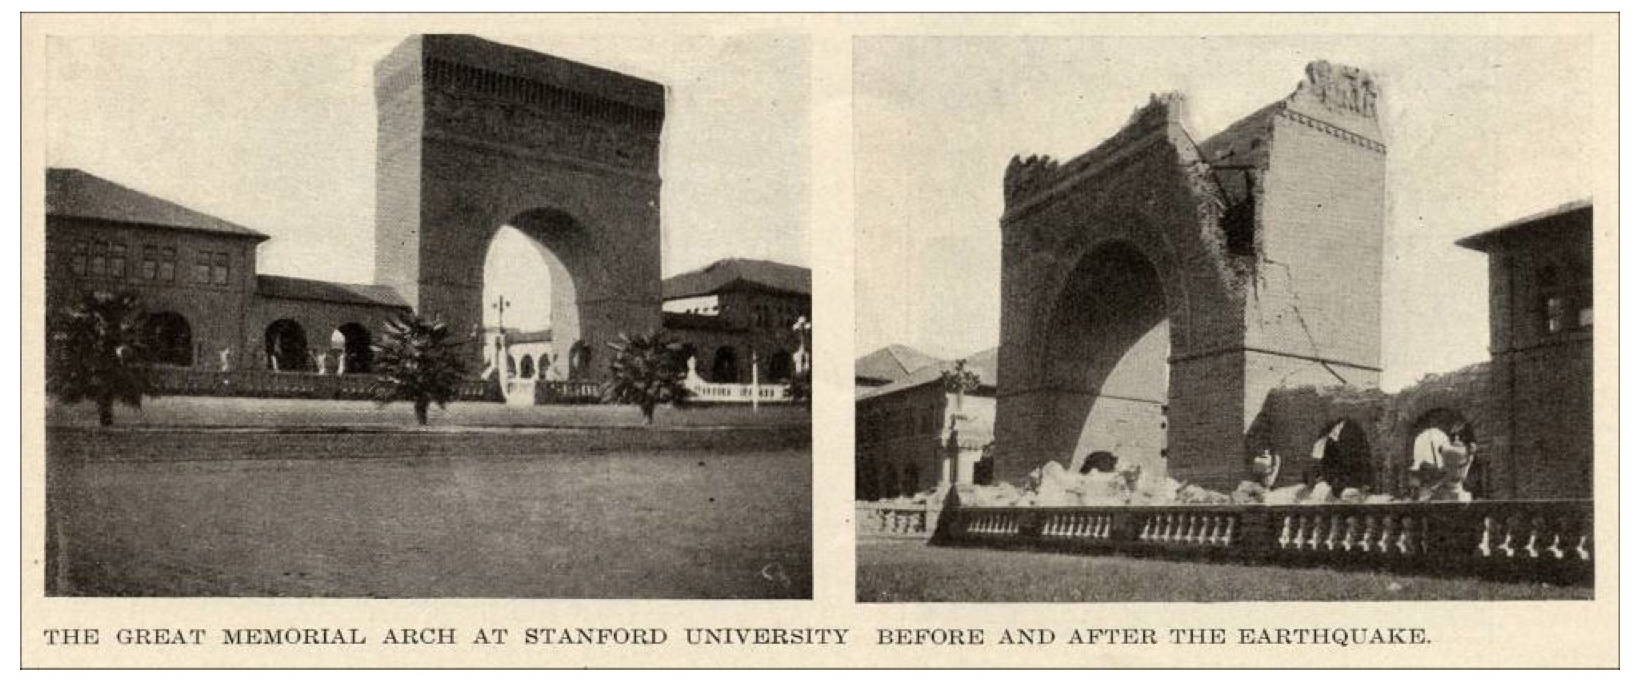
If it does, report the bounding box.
[1407,408,1480,499]
[519,354,536,380]
[1046,241,1171,477]
[265,319,309,372]
[482,209,583,381]
[329,323,373,374]
[767,349,794,382]
[1311,417,1374,495]
[711,346,738,383]
[146,312,193,367]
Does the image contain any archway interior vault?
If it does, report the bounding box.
[482,208,583,381]
[1044,241,1172,475]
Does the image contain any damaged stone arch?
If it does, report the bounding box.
[997,62,1388,490]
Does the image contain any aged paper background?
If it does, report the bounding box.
[19,12,1619,668]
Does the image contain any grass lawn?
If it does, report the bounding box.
[48,430,810,599]
[856,540,1590,602]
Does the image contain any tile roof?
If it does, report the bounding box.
[856,346,999,401]
[1455,199,1593,252]
[256,275,410,309]
[854,343,941,385]
[46,168,270,240]
[662,258,810,300]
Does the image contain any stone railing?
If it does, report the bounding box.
[687,381,791,403]
[145,367,501,403]
[931,498,1593,586]
[535,380,602,404]
[856,501,939,538]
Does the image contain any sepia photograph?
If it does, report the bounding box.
[855,35,1602,602]
[41,32,813,599]
[19,12,1618,671]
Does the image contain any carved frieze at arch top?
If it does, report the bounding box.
[424,86,661,172]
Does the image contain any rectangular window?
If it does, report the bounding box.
[109,243,127,278]
[141,245,157,280]
[71,242,88,275]
[212,252,230,285]
[193,250,212,284]
[1544,296,1565,334]
[89,242,106,276]
[159,247,176,282]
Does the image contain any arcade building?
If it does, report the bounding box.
[46,35,810,388]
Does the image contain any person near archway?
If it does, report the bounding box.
[1312,418,1372,497]
[1411,423,1476,501]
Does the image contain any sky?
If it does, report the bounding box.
[853,35,1599,390]
[46,34,811,331]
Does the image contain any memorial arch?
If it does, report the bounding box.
[373,35,664,374]
[996,63,1388,489]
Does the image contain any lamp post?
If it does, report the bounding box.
[492,295,511,394]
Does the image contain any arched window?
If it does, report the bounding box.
[146,312,193,367]
[520,354,536,379]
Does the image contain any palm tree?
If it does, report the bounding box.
[47,290,149,426]
[374,313,466,425]
[601,330,691,425]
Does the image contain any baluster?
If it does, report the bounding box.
[1170,514,1183,542]
[1394,515,1413,555]
[1524,517,1543,559]
[1376,516,1394,553]
[1183,515,1197,543]
[1222,516,1237,546]
[1139,516,1153,541]
[1305,516,1322,550]
[1477,517,1495,557]
[1324,515,1341,551]
[1341,516,1358,551]
[1547,518,1567,560]
[1576,535,1591,561]
[1098,516,1111,540]
[1359,516,1376,553]
[1497,516,1516,558]
[1277,516,1293,550]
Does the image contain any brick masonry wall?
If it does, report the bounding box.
[995,107,1248,484]
[372,40,666,374]
[45,219,260,370]
[855,381,947,500]
[246,297,408,372]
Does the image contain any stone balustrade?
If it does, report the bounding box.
[144,366,502,402]
[856,502,939,538]
[931,498,1593,585]
[688,381,791,403]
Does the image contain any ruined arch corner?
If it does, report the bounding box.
[994,61,1388,490]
